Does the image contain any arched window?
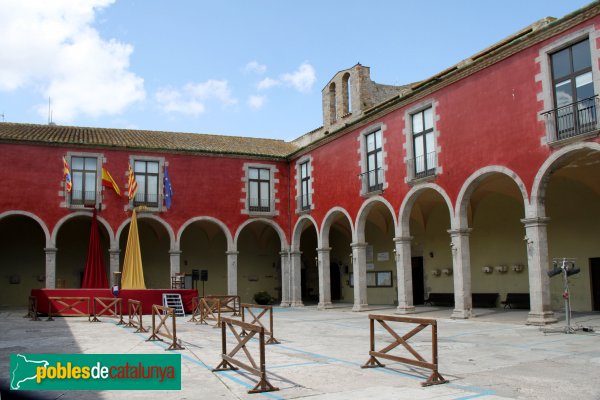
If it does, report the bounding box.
[329,82,337,124]
[342,73,351,115]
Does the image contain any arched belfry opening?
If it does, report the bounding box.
[329,82,337,124]
[342,72,351,115]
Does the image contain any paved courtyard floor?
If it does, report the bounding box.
[1,305,600,399]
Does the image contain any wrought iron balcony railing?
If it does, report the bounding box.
[296,194,311,211]
[542,95,599,142]
[248,198,274,213]
[71,190,97,206]
[407,151,437,180]
[133,192,160,208]
[360,168,384,194]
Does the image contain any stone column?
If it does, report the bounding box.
[448,228,473,319]
[317,247,333,310]
[522,217,557,325]
[394,236,415,314]
[279,250,291,307]
[351,242,368,311]
[226,250,239,296]
[109,248,120,286]
[290,251,304,307]
[169,250,182,279]
[44,247,57,289]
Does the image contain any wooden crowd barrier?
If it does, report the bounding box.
[361,314,448,387]
[213,317,279,394]
[25,296,41,321]
[197,297,221,327]
[47,297,91,321]
[206,295,241,316]
[147,304,184,351]
[188,296,202,322]
[126,299,148,333]
[90,297,124,324]
[240,303,280,344]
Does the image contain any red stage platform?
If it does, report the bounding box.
[30,288,198,315]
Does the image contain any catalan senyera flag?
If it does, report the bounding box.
[101,168,121,197]
[127,163,138,200]
[62,157,72,192]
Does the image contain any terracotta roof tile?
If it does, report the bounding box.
[0,123,298,158]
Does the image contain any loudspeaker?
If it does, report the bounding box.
[192,269,199,281]
[200,269,208,281]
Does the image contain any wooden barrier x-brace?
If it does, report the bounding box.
[240,303,280,344]
[25,296,41,321]
[362,314,448,387]
[125,299,147,333]
[213,317,279,394]
[47,297,91,321]
[147,304,184,351]
[90,297,124,324]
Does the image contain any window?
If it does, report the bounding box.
[133,160,160,207]
[411,107,436,179]
[364,130,383,192]
[299,161,311,211]
[248,167,271,212]
[71,156,97,206]
[550,39,596,139]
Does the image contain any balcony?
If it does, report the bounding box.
[133,192,159,208]
[408,151,437,181]
[543,95,599,143]
[296,194,311,212]
[71,190,97,206]
[360,168,384,194]
[248,198,274,213]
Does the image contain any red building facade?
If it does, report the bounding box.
[2,3,600,324]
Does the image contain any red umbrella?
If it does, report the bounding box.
[82,208,109,288]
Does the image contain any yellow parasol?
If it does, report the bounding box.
[121,209,146,289]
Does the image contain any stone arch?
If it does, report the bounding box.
[342,72,351,115]
[51,211,115,248]
[455,166,529,229]
[530,142,600,218]
[177,216,234,251]
[115,214,175,251]
[320,206,355,248]
[355,196,398,243]
[234,218,288,250]
[398,183,453,237]
[0,210,51,247]
[291,215,320,252]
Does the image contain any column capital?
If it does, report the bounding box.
[44,247,57,253]
[316,247,332,253]
[447,228,472,237]
[393,236,413,244]
[521,217,550,227]
[225,250,239,256]
[350,242,368,249]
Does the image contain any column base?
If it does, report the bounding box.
[290,301,304,307]
[451,308,473,319]
[352,303,369,312]
[395,306,415,315]
[279,302,291,308]
[526,311,557,326]
[317,302,333,310]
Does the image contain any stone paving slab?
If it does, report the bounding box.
[1,306,599,399]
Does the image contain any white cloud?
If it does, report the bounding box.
[244,61,266,74]
[0,0,145,122]
[256,63,316,93]
[155,80,238,115]
[257,78,280,91]
[281,63,316,93]
[248,95,266,110]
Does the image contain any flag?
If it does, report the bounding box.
[102,167,121,197]
[62,157,72,192]
[164,164,173,210]
[127,163,138,200]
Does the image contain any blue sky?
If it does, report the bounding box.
[0,0,593,141]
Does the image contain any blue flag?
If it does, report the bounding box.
[164,165,173,209]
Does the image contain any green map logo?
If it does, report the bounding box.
[10,354,181,390]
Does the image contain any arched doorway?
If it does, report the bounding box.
[0,213,47,305]
[321,208,353,305]
[292,217,319,304]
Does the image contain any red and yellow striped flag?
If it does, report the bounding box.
[127,163,138,200]
[62,157,72,192]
